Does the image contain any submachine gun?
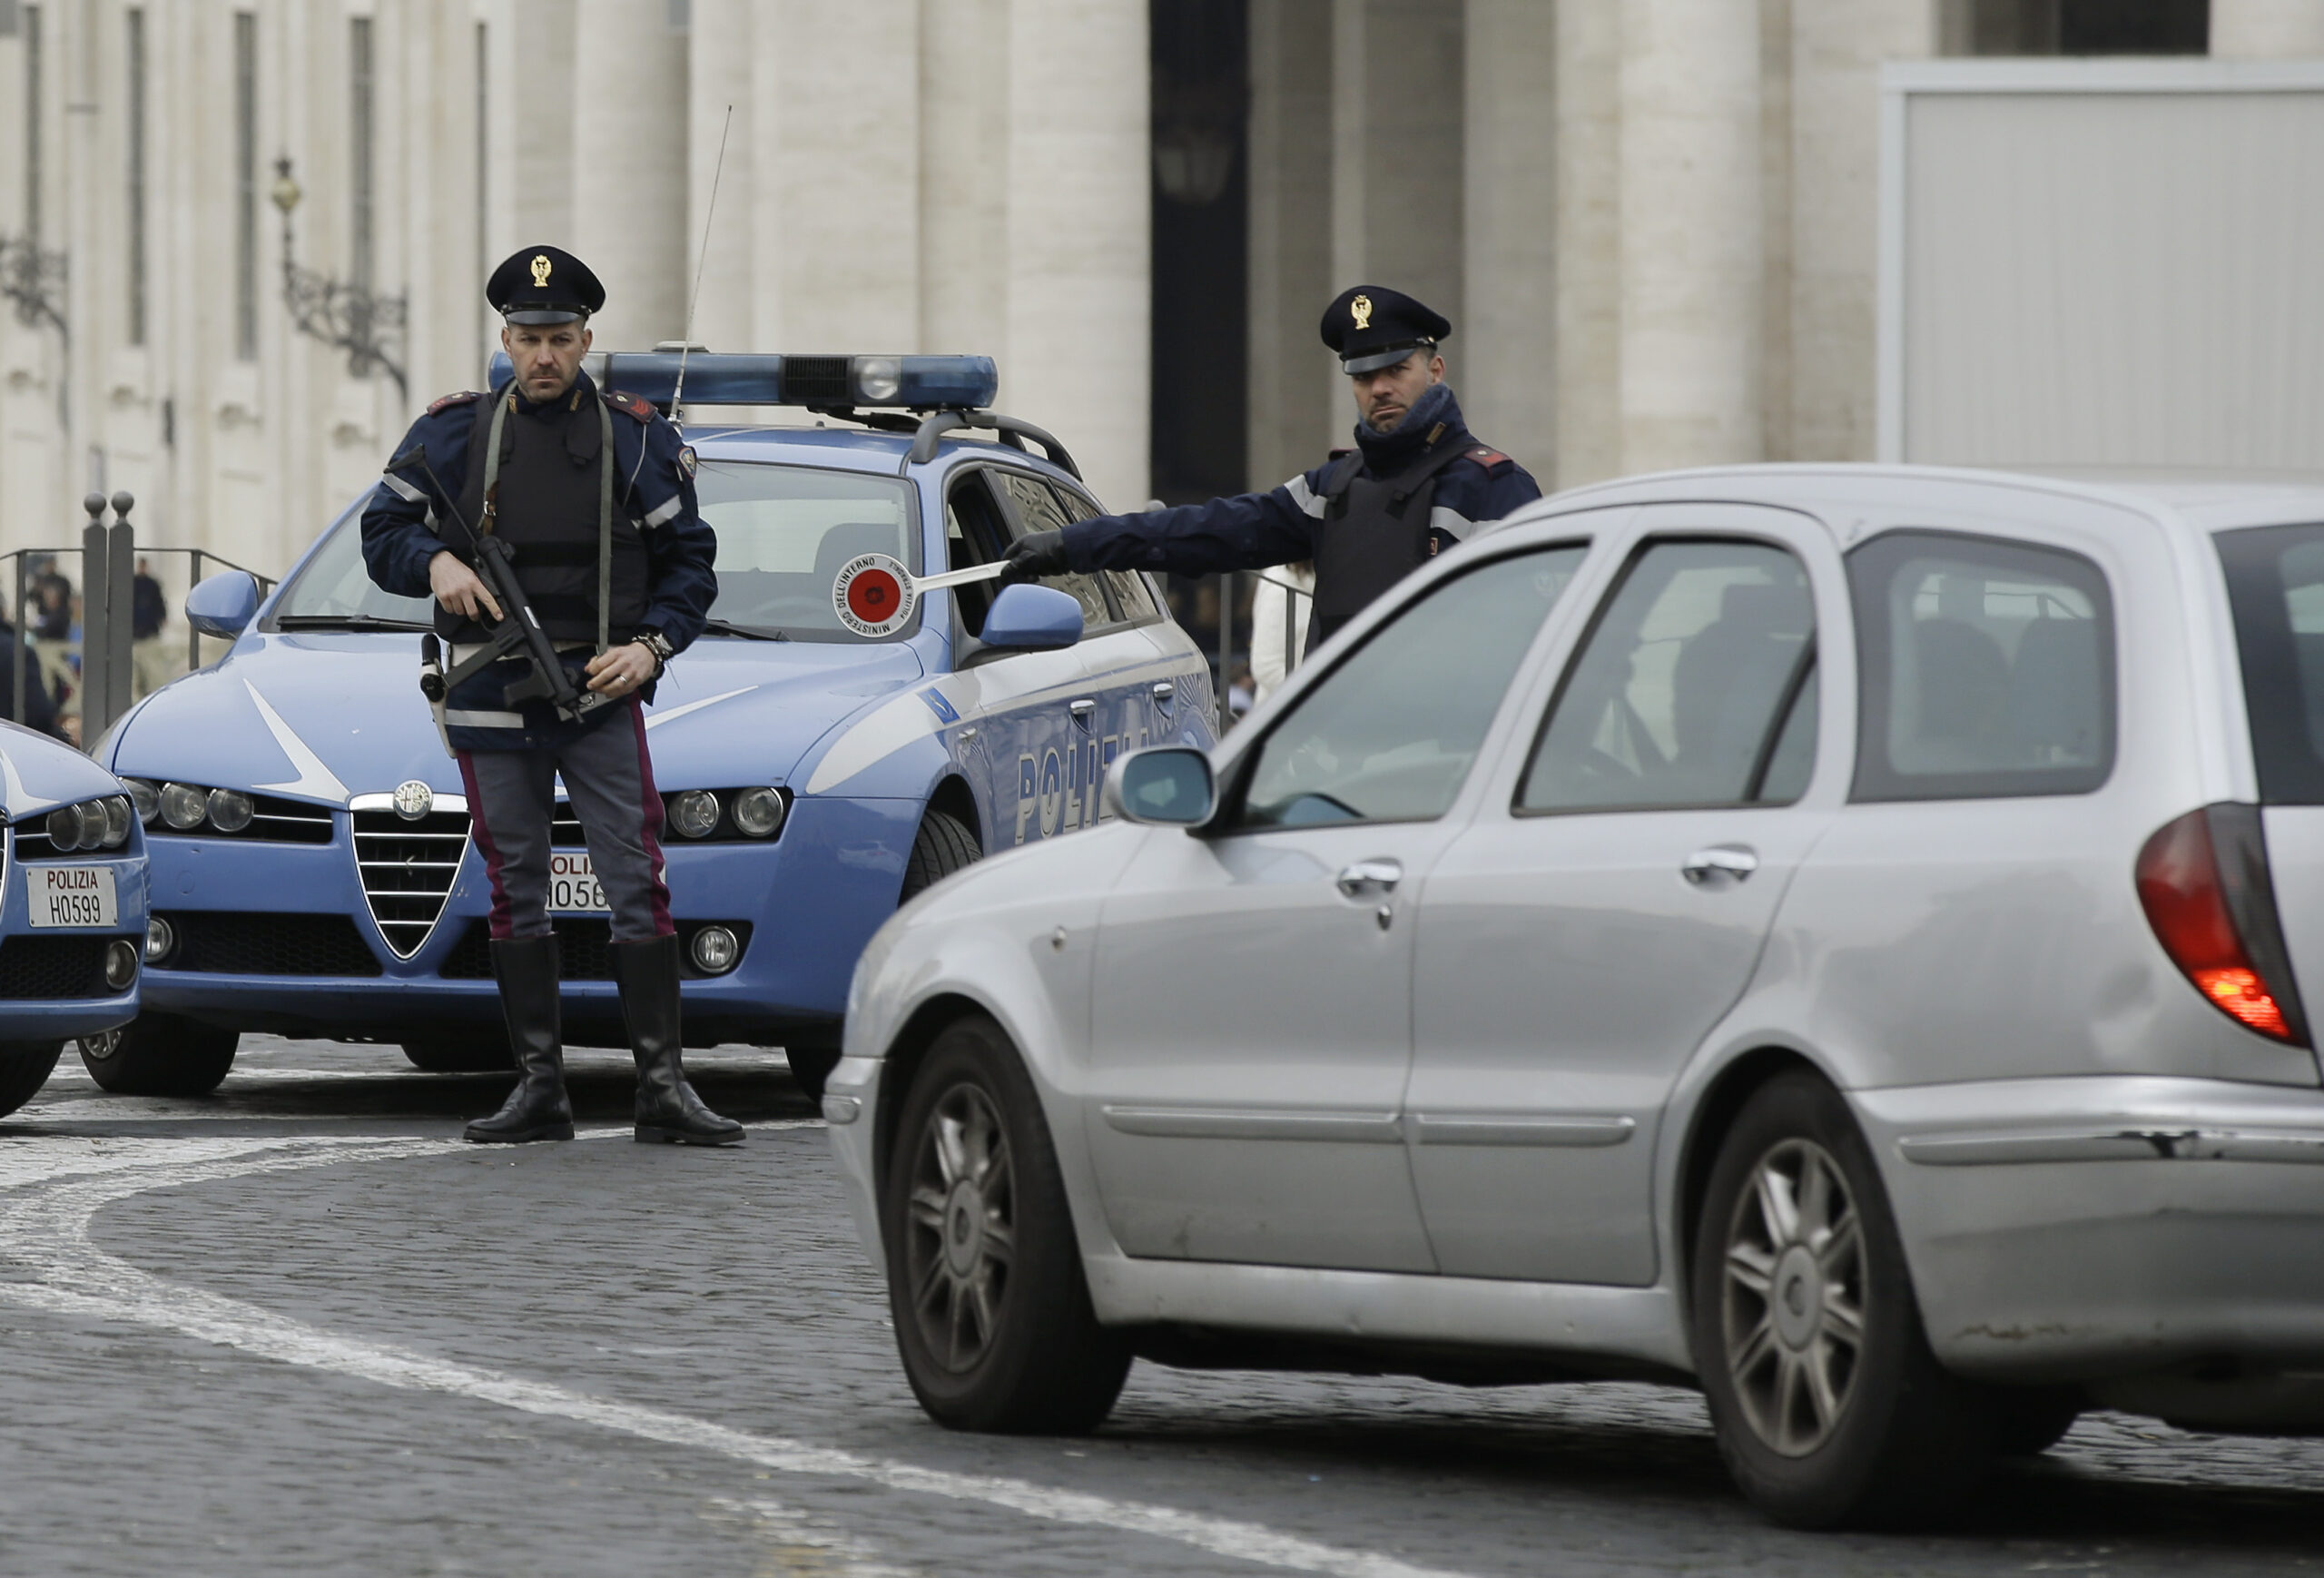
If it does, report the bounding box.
[385,443,614,754]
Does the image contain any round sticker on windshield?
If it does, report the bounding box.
[832,553,917,637]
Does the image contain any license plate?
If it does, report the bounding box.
[548,851,609,913]
[26,865,119,929]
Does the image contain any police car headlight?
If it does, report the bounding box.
[669,790,720,839]
[689,924,740,975]
[733,787,785,838]
[160,782,209,831]
[852,357,903,405]
[207,789,254,833]
[144,916,176,965]
[103,940,139,992]
[101,795,133,848]
[125,778,162,825]
[46,803,91,851]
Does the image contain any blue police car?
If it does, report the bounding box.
[84,354,1216,1099]
[0,722,147,1113]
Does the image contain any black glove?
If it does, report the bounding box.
[1000,528,1071,586]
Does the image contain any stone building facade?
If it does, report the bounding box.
[1,0,2319,590]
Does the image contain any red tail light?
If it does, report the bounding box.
[2136,807,2305,1043]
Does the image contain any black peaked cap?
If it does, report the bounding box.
[487,245,605,324]
[1319,285,1452,373]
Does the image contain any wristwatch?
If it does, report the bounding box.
[635,628,675,676]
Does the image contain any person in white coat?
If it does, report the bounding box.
[1249,562,1314,705]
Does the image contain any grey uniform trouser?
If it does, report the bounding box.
[457,701,672,942]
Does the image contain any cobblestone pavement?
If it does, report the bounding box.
[0,1036,2316,1576]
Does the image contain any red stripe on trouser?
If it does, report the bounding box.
[456,749,522,942]
[628,698,675,937]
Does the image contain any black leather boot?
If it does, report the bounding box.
[465,935,576,1143]
[615,934,744,1147]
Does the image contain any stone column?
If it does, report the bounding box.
[763,2,921,350]
[1004,0,1148,508]
[2212,1,2324,55]
[921,0,1011,360]
[1462,0,1557,479]
[1246,0,1334,489]
[687,0,756,356]
[571,0,686,349]
[1553,0,1622,488]
[1331,0,1465,325]
[1619,0,1763,471]
[503,0,576,251]
[1787,0,1932,462]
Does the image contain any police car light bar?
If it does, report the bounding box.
[482,350,999,412]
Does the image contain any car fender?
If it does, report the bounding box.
[847,822,1150,1263]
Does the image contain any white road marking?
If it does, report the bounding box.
[0,1135,1473,1578]
[699,1497,917,1577]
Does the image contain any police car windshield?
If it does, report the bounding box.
[270,504,436,629]
[694,462,918,643]
[272,465,921,642]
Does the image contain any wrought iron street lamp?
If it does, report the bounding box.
[271,157,407,400]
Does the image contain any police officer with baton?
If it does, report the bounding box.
[1003,286,1541,654]
[361,245,740,1147]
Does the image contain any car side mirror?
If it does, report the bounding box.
[1102,745,1216,827]
[979,582,1084,650]
[185,571,261,639]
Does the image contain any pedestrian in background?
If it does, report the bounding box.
[1003,286,1541,656]
[0,609,64,740]
[131,557,173,699]
[362,245,736,1149]
[1249,562,1313,705]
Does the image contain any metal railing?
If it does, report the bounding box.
[8,491,277,750]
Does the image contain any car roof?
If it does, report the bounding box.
[681,421,1086,490]
[1526,461,2324,538]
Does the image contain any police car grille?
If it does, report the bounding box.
[352,809,471,959]
[0,935,115,1000]
[781,356,852,407]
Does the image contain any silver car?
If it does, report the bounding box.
[825,466,2324,1528]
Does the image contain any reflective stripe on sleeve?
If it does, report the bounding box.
[642,494,683,528]
[1285,476,1326,519]
[381,472,428,504]
[1429,504,1473,542]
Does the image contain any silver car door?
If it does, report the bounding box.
[1405,506,1850,1286]
[1084,543,1590,1273]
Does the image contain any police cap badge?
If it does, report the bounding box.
[1319,284,1452,375]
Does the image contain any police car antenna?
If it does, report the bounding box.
[667,104,734,433]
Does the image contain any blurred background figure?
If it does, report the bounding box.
[131,557,174,699]
[1250,562,1313,705]
[0,604,64,740]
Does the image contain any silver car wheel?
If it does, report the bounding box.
[1721,1137,1866,1457]
[902,1081,1018,1374]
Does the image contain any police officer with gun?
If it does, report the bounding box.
[361,245,740,1148]
[1004,286,1541,656]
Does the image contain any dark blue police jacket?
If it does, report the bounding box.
[1059,385,1541,578]
[360,370,718,752]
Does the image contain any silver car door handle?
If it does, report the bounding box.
[1151,681,1176,707]
[1335,858,1403,899]
[1681,844,1759,885]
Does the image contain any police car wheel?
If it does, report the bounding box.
[881,1012,1129,1434]
[77,1012,240,1097]
[900,810,980,902]
[400,1035,515,1074]
[0,1040,63,1117]
[1691,1072,1993,1528]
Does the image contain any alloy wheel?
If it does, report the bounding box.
[1720,1137,1866,1456]
[902,1080,1018,1373]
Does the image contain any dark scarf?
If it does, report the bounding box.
[1351,381,1465,474]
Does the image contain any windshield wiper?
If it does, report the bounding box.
[699,617,790,641]
[275,614,433,632]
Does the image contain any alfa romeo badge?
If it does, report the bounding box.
[392,779,435,821]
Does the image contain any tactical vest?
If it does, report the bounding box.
[444,387,650,646]
[1306,426,1479,653]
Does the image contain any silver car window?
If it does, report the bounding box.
[1847,530,2114,802]
[1233,546,1585,830]
[1521,540,1817,814]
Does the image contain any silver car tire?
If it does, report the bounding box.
[1690,1071,1994,1529]
[881,1012,1129,1434]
